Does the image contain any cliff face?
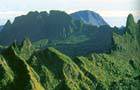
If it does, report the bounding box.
[71,10,108,26]
[0,11,82,45]
[0,10,109,46]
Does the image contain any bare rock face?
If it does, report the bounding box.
[71,10,108,27]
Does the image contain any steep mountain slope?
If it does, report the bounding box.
[0,10,114,56]
[0,39,101,90]
[47,25,114,57]
[113,14,140,55]
[33,24,114,57]
[0,14,140,90]
[0,41,45,90]
[71,10,108,26]
[0,25,3,32]
[0,11,82,45]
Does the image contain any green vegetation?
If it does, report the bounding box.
[33,25,113,57]
[0,11,83,45]
[0,14,140,90]
[33,39,49,48]
[0,10,114,57]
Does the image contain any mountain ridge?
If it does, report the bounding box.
[0,10,80,45]
[71,10,108,26]
[0,10,114,56]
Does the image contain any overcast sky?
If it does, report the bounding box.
[0,0,140,26]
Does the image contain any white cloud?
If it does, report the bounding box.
[0,11,27,24]
[79,0,137,3]
[97,10,140,17]
[0,10,139,20]
[66,10,140,17]
[0,11,27,18]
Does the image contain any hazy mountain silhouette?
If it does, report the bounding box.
[71,10,108,26]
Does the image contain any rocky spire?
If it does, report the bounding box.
[3,20,12,31]
[126,14,136,34]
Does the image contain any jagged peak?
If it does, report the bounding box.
[19,38,34,60]
[6,20,12,25]
[71,10,98,15]
[126,14,136,34]
[27,11,39,16]
[6,38,32,53]
[126,14,135,27]
[27,11,49,18]
[3,20,12,30]
[21,37,32,47]
[49,10,67,14]
[48,10,71,20]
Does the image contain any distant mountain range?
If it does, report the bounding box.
[0,10,114,56]
[0,10,79,45]
[71,10,108,26]
[0,13,140,90]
